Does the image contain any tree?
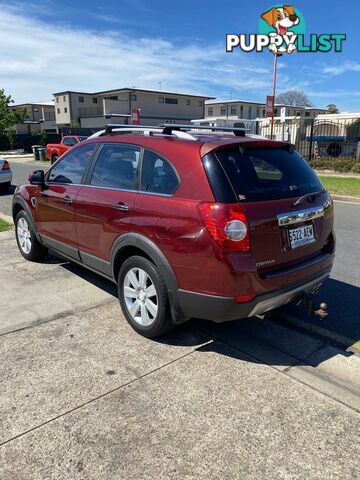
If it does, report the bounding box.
[276,90,313,107]
[40,129,48,146]
[326,104,340,114]
[5,128,16,150]
[0,89,27,134]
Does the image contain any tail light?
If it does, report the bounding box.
[1,160,10,171]
[197,202,250,252]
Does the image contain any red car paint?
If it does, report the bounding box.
[45,135,87,162]
[14,131,335,323]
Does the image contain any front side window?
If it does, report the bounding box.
[90,144,140,190]
[141,150,179,195]
[47,144,96,184]
[63,137,77,147]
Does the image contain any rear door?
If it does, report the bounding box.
[75,143,141,270]
[36,143,97,258]
[213,145,334,270]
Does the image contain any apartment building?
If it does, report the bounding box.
[204,100,327,120]
[11,102,56,134]
[53,88,213,128]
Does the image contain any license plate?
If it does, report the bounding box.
[288,224,315,249]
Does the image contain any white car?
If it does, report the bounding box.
[0,158,12,190]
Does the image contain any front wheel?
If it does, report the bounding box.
[15,210,48,261]
[51,155,58,165]
[118,256,174,338]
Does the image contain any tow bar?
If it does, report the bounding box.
[296,293,328,319]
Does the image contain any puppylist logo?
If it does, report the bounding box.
[226,4,346,54]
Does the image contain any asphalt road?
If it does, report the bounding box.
[1,159,359,343]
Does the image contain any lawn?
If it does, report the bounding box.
[0,219,13,232]
[319,176,360,197]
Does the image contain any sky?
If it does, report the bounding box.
[1,0,359,111]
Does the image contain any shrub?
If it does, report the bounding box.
[351,162,360,174]
[308,157,356,173]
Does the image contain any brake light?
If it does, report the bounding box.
[1,160,10,171]
[197,202,250,252]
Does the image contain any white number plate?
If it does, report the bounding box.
[288,224,315,249]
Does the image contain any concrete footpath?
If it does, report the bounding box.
[0,303,359,479]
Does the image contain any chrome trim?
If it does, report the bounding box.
[277,206,324,227]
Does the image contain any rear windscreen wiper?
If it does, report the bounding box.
[293,190,325,207]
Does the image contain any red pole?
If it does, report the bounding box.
[270,53,278,140]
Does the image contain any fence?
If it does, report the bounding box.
[257,117,360,161]
[0,133,61,153]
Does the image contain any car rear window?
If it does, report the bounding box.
[215,146,324,202]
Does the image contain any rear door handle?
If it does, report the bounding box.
[113,202,129,212]
[63,195,73,204]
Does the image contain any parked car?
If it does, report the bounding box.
[0,159,12,190]
[46,135,88,164]
[12,125,335,338]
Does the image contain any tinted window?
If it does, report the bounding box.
[141,150,179,195]
[63,137,77,147]
[48,144,96,184]
[215,147,324,202]
[91,144,140,190]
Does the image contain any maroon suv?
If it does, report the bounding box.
[13,124,335,338]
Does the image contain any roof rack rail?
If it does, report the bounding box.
[161,124,249,137]
[104,124,163,135]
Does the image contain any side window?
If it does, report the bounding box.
[141,150,179,195]
[63,137,77,147]
[47,144,96,184]
[90,144,140,190]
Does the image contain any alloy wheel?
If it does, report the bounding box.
[17,217,32,255]
[123,268,158,326]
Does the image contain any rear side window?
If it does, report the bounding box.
[47,144,96,184]
[91,144,140,190]
[140,150,179,195]
[215,147,324,202]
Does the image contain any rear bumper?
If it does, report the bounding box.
[0,171,12,184]
[177,266,332,322]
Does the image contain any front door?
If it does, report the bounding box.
[35,143,97,259]
[75,143,141,272]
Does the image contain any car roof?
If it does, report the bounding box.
[83,133,288,158]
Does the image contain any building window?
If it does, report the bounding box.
[159,97,164,103]
[248,106,252,118]
[57,108,60,114]
[231,106,236,115]
[56,97,59,103]
[165,98,178,104]
[208,107,213,116]
[198,101,203,107]
[221,106,226,115]
[297,111,301,116]
[305,112,310,117]
[240,106,244,117]
[186,99,191,105]
[256,107,260,117]
[93,98,98,104]
[274,109,278,116]
[79,96,84,103]
[130,94,137,101]
[63,96,66,101]
[33,107,39,112]
[64,107,68,113]
[262,109,266,117]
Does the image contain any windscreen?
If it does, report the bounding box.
[215,146,324,202]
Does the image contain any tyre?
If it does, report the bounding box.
[118,255,174,338]
[51,154,58,165]
[15,210,48,261]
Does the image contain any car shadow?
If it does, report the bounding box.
[0,184,16,196]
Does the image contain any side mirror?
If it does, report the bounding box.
[29,170,45,185]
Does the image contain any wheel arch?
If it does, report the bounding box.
[111,233,188,325]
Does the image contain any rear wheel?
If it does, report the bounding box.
[15,210,48,261]
[118,256,174,338]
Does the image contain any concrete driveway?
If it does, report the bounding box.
[0,227,360,479]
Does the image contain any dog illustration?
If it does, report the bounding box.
[261,5,299,53]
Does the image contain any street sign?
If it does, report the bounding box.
[131,108,140,125]
[266,95,274,117]
[280,107,286,123]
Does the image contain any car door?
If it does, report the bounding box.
[75,143,141,273]
[35,143,97,259]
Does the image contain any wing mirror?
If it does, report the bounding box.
[29,170,45,185]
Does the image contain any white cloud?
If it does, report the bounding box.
[322,61,360,76]
[0,5,275,103]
